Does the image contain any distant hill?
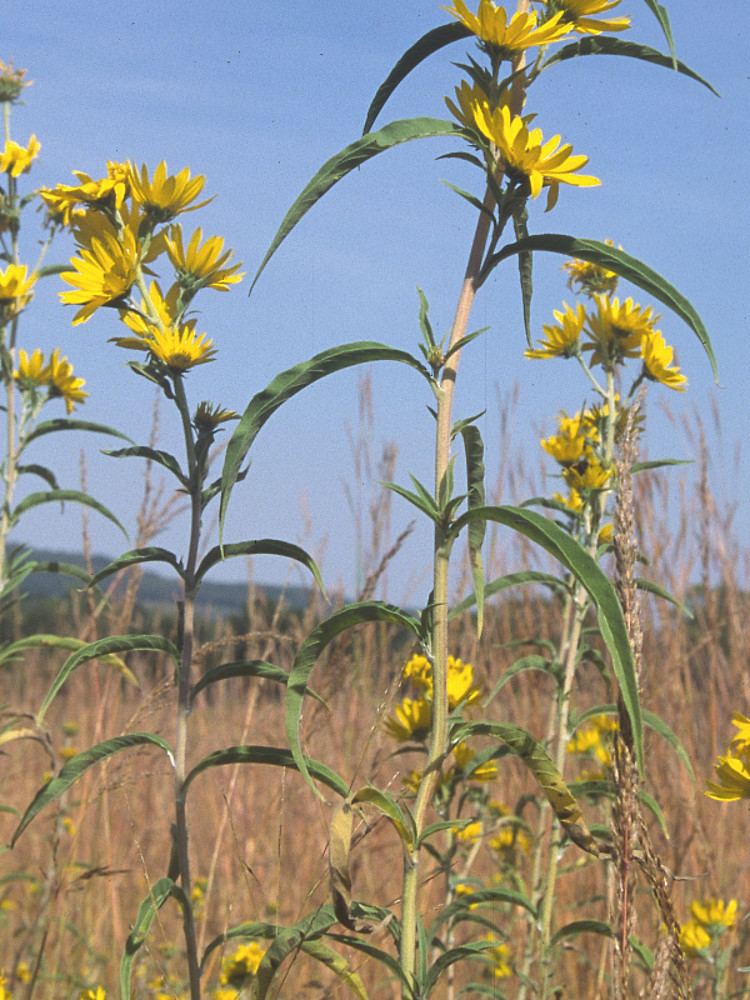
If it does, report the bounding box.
[11,546,315,614]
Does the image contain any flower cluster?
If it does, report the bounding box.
[567,713,619,777]
[15,347,87,413]
[679,897,738,958]
[542,406,614,512]
[384,652,482,742]
[218,940,267,992]
[706,713,750,801]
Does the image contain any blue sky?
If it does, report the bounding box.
[6,1,749,599]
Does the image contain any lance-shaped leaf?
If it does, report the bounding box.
[484,235,717,379]
[636,578,694,619]
[120,878,176,1000]
[251,118,462,291]
[543,36,715,95]
[484,655,559,705]
[430,887,536,938]
[460,424,486,637]
[352,785,417,851]
[297,940,370,1000]
[450,569,568,620]
[103,445,188,486]
[511,200,534,347]
[17,463,59,490]
[11,559,93,589]
[11,490,128,537]
[37,635,179,725]
[191,659,327,706]
[12,733,173,845]
[364,22,471,132]
[21,418,132,450]
[425,939,506,994]
[642,0,676,60]
[89,547,185,588]
[551,919,612,946]
[220,342,433,535]
[0,634,130,680]
[286,601,422,796]
[453,720,600,855]
[182,745,349,799]
[448,505,643,770]
[196,539,325,597]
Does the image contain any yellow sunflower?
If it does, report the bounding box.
[583,294,658,365]
[384,696,433,742]
[470,101,599,208]
[0,134,41,177]
[143,322,217,372]
[447,1,572,53]
[0,263,37,317]
[563,242,619,297]
[165,226,244,291]
[14,347,49,387]
[640,330,687,391]
[46,348,88,413]
[705,747,750,802]
[548,0,630,35]
[129,161,210,220]
[525,301,585,359]
[690,897,738,931]
[120,280,180,337]
[60,227,139,324]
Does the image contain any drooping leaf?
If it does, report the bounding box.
[324,933,407,986]
[484,235,717,379]
[636,577,694,619]
[11,490,127,538]
[450,569,567,620]
[511,200,533,347]
[631,458,692,473]
[196,539,325,597]
[12,733,173,844]
[21,418,132,449]
[286,602,422,795]
[17,463,59,490]
[37,635,179,725]
[551,919,612,946]
[453,720,600,855]
[352,785,417,851]
[425,939,505,994]
[448,505,643,770]
[0,634,129,676]
[543,36,715,94]
[12,559,93,589]
[363,22,472,132]
[89,547,185,587]
[103,445,188,485]
[483,655,559,705]
[220,342,433,535]
[430,886,536,937]
[251,118,462,291]
[119,878,176,1000]
[296,939,370,1000]
[460,424,486,637]
[191,659,326,705]
[182,745,349,799]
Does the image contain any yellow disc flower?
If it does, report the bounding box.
[690,897,738,931]
[563,456,612,492]
[641,330,687,391]
[540,411,593,466]
[402,652,434,694]
[129,161,210,220]
[678,918,711,957]
[526,302,585,359]
[447,1,572,53]
[166,226,244,292]
[549,0,631,35]
[584,294,658,365]
[705,747,750,802]
[46,348,88,413]
[220,941,267,986]
[730,713,750,752]
[15,347,49,387]
[552,488,584,513]
[471,101,599,208]
[454,820,483,844]
[145,322,217,372]
[384,696,433,742]
[0,134,40,177]
[60,227,139,325]
[563,243,619,297]
[0,263,37,317]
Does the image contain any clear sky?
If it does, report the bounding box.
[5,1,749,600]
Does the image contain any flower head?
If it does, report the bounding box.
[194,401,239,431]
[705,746,750,802]
[138,322,217,373]
[60,227,139,324]
[220,941,267,987]
[14,347,48,388]
[166,226,244,292]
[48,162,130,217]
[0,60,30,103]
[679,918,711,957]
[546,0,630,35]
[471,101,599,209]
[46,348,88,413]
[454,820,483,845]
[484,935,512,978]
[447,1,572,54]
[0,135,40,177]
[563,456,612,493]
[563,242,619,297]
[540,410,595,466]
[584,294,659,366]
[730,713,750,752]
[129,161,210,221]
[641,330,687,391]
[0,263,37,318]
[384,696,432,742]
[690,897,738,932]
[526,302,585,359]
[119,280,180,338]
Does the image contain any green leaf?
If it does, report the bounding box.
[251,117,462,291]
[249,909,348,999]
[631,458,692,473]
[454,720,600,855]
[17,463,59,490]
[21,418,132,450]
[363,22,471,132]
[460,424,486,638]
[484,655,558,705]
[443,327,488,364]
[551,919,612,946]
[0,633,128,673]
[103,445,188,485]
[190,659,322,704]
[485,235,717,379]
[296,939,370,1000]
[426,939,504,993]
[512,200,534,347]
[629,935,655,972]
[417,287,436,349]
[182,745,349,799]
[430,887,536,935]
[89,547,185,587]
[11,490,127,538]
[384,480,440,523]
[220,341,433,536]
[12,733,173,845]
[37,635,179,725]
[352,785,417,850]
[286,602,422,796]
[196,539,325,597]
[448,505,643,771]
[641,0,676,60]
[324,934,407,986]
[17,559,93,588]
[543,36,715,94]
[450,569,567,620]
[636,577,694,619]
[120,878,176,1000]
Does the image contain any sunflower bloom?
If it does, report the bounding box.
[166,226,244,292]
[730,713,750,752]
[120,280,180,338]
[690,897,738,932]
[0,134,40,177]
[60,227,139,324]
[220,941,267,987]
[553,488,584,513]
[705,747,750,802]
[584,294,658,365]
[384,696,433,742]
[0,263,37,317]
[563,242,619,297]
[471,101,599,208]
[45,161,130,216]
[142,322,217,372]
[14,348,48,387]
[526,302,585,359]
[194,401,239,430]
[679,918,711,957]
[641,331,687,391]
[46,349,88,413]
[129,161,210,220]
[550,0,631,35]
[540,411,594,465]
[447,1,572,53]
[563,456,612,492]
[484,935,512,978]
